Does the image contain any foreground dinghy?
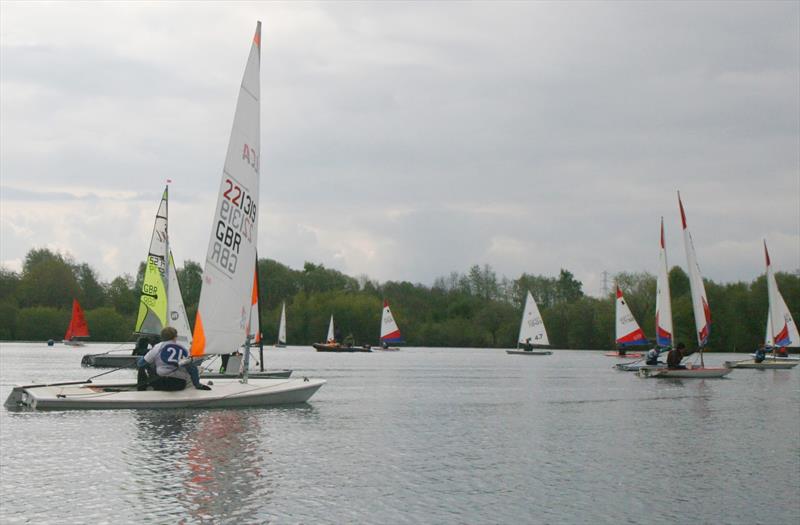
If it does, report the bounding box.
[5,377,325,410]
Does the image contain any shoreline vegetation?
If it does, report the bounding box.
[1,248,797,352]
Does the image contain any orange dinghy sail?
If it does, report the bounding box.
[63,299,89,346]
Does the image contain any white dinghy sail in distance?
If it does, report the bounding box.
[6,22,324,409]
[507,291,552,355]
[727,242,800,369]
[276,302,287,347]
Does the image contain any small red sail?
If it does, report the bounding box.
[64,299,90,340]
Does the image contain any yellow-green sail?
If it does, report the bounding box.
[135,187,169,335]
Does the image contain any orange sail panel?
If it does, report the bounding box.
[64,299,89,340]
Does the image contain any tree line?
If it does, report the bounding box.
[0,248,797,352]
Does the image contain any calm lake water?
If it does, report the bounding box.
[1,342,798,524]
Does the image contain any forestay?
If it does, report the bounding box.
[192,22,261,357]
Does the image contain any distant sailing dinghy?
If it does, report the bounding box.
[605,286,646,358]
[639,194,730,378]
[62,299,90,346]
[376,300,402,351]
[313,315,371,352]
[507,291,552,355]
[6,22,324,410]
[726,242,799,370]
[82,186,192,368]
[274,302,287,348]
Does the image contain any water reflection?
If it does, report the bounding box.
[127,410,272,523]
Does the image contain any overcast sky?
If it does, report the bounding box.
[1,1,798,296]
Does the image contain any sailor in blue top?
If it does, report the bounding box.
[137,326,210,391]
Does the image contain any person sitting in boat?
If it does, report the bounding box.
[343,334,355,348]
[754,346,767,363]
[137,326,211,391]
[618,348,627,357]
[382,341,389,349]
[667,342,687,369]
[645,347,661,366]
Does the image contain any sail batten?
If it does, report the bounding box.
[192,22,262,357]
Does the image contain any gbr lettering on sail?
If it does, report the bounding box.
[210,143,258,275]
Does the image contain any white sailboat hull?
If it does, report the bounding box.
[638,367,731,378]
[724,358,799,370]
[4,377,324,410]
[506,349,552,356]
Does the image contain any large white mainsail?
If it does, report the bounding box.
[277,302,287,345]
[678,193,711,360]
[764,241,798,349]
[655,217,673,348]
[192,22,262,358]
[518,290,549,347]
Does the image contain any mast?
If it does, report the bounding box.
[256,255,265,372]
[164,184,170,324]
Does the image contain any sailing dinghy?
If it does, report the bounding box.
[616,219,671,372]
[507,291,552,355]
[82,186,192,368]
[62,299,90,346]
[313,315,371,352]
[639,194,730,378]
[6,22,323,410]
[605,286,646,358]
[726,241,799,370]
[376,300,402,350]
[274,301,287,348]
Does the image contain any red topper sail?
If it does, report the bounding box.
[64,299,90,340]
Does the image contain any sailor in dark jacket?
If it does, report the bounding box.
[667,342,687,369]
